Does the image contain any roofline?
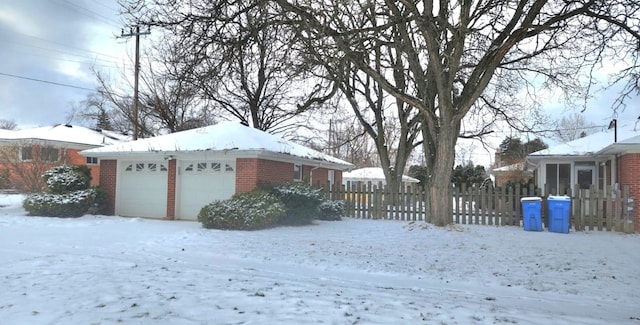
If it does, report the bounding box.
[80,148,353,171]
[0,138,100,149]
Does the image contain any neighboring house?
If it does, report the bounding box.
[526,122,640,230]
[342,167,419,188]
[492,162,532,187]
[0,124,127,191]
[80,122,353,221]
[491,149,533,187]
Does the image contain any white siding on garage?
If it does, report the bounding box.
[117,161,168,219]
[176,160,236,220]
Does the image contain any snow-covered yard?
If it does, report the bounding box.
[1,194,639,324]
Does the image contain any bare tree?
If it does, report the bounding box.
[88,47,214,137]
[555,112,596,143]
[0,142,69,192]
[119,1,333,134]
[0,119,18,130]
[270,0,640,226]
[326,115,379,168]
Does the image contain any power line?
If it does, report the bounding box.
[17,31,123,60]
[52,0,121,28]
[6,38,125,66]
[0,71,96,92]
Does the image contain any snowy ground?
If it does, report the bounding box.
[1,194,639,325]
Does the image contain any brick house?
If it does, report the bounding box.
[492,162,533,187]
[80,122,353,221]
[526,122,640,231]
[0,124,127,192]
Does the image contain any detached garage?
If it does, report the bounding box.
[81,122,353,220]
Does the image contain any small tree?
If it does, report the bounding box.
[451,163,488,188]
[498,137,548,166]
[0,141,69,192]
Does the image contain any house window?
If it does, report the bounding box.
[225,163,234,172]
[40,147,59,162]
[86,157,98,165]
[293,163,302,181]
[211,162,221,171]
[20,146,32,161]
[545,163,570,195]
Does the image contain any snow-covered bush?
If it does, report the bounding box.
[271,183,324,225]
[317,200,345,221]
[23,188,102,218]
[197,190,285,230]
[23,165,106,217]
[43,165,91,194]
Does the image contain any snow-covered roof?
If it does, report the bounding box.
[529,122,640,157]
[82,122,353,168]
[343,167,419,183]
[492,162,529,173]
[0,124,127,147]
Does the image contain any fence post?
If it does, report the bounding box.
[623,186,635,234]
[605,187,614,231]
[574,186,584,231]
[459,183,470,225]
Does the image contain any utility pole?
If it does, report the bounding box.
[121,25,150,140]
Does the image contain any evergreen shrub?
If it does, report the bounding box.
[23,188,102,218]
[43,165,91,194]
[271,182,324,225]
[317,200,345,221]
[23,165,106,217]
[197,190,284,230]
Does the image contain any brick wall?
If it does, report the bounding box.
[309,167,328,187]
[236,158,343,193]
[166,159,177,220]
[236,158,294,192]
[66,148,100,186]
[99,159,117,215]
[236,158,259,193]
[618,153,640,232]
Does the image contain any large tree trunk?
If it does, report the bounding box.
[422,120,459,226]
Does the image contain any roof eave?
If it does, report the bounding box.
[81,148,354,171]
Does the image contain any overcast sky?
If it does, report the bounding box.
[1,1,638,166]
[0,0,131,129]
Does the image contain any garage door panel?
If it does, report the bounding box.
[117,162,168,218]
[177,161,236,220]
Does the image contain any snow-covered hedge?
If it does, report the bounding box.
[318,200,345,221]
[23,188,103,218]
[43,165,91,194]
[197,190,285,230]
[23,165,106,218]
[271,183,324,225]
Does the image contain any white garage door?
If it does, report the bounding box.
[177,160,236,220]
[117,161,168,219]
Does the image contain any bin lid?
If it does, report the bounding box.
[520,197,542,202]
[548,195,571,201]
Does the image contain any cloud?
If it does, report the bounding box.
[0,0,126,128]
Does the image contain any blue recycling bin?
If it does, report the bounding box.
[547,195,571,233]
[521,197,543,231]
